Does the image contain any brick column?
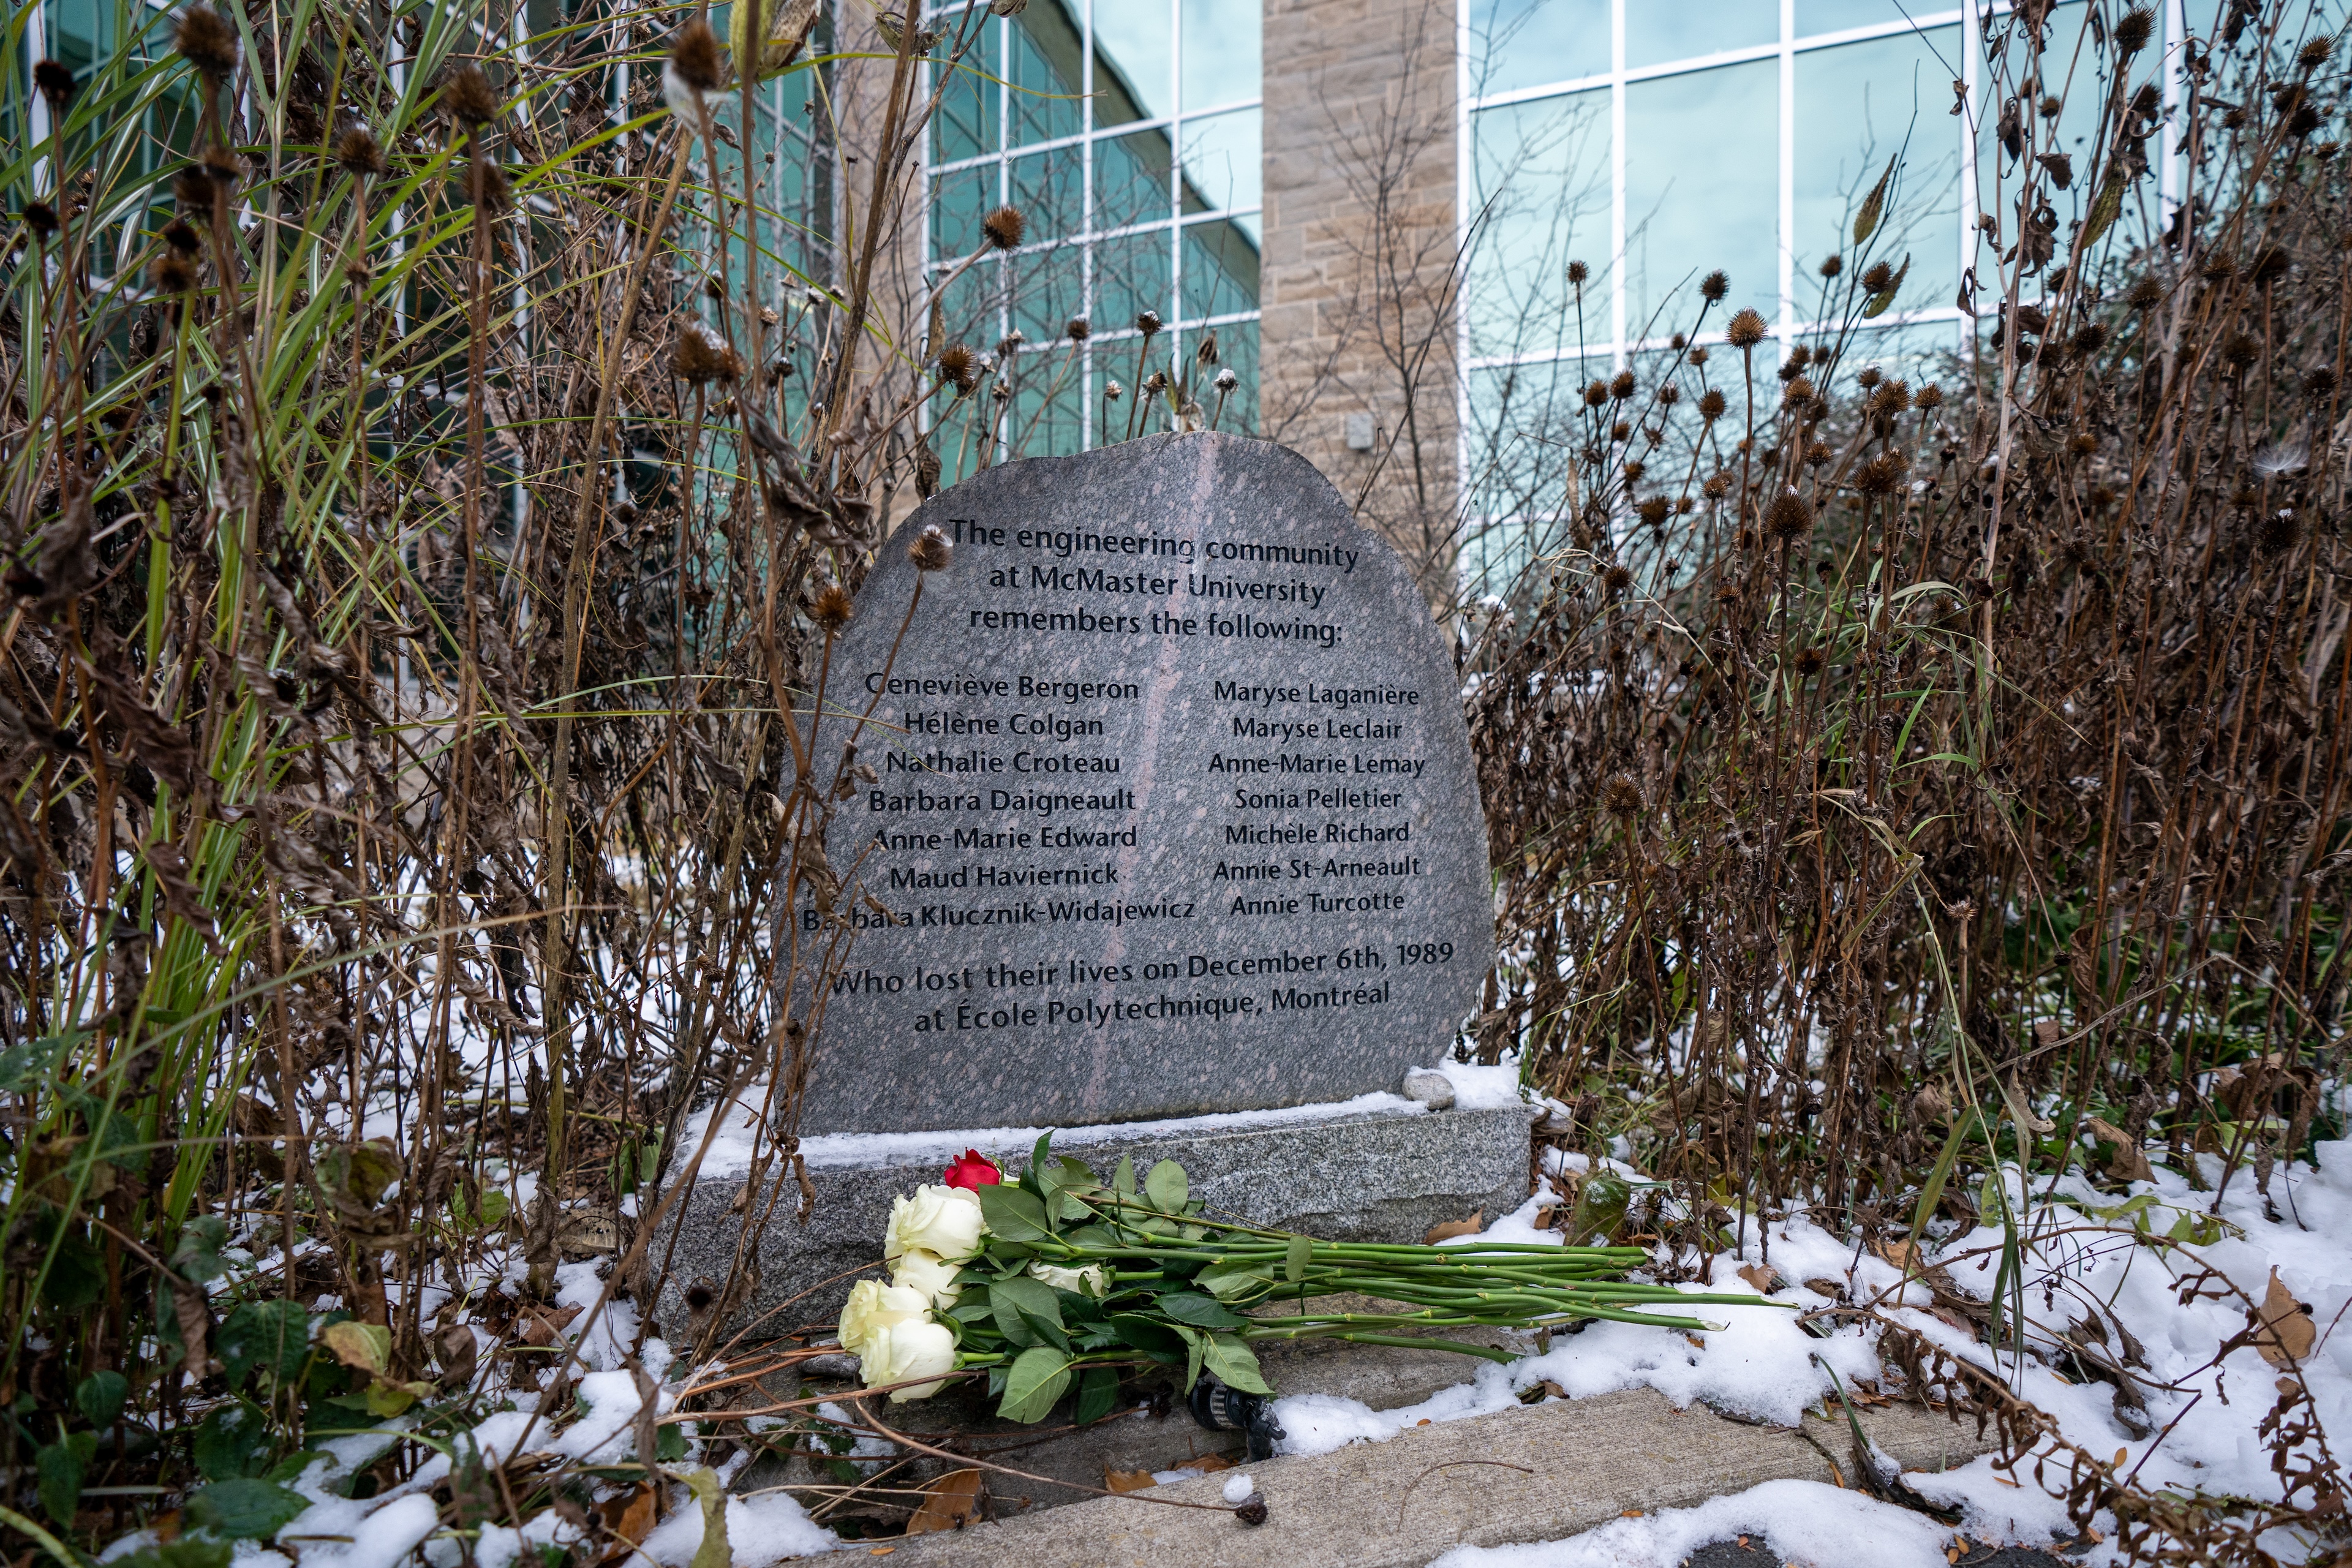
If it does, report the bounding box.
[1259,0,1461,598]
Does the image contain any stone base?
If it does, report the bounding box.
[644,1099,1534,1341]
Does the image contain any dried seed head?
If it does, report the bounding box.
[2067,431,2098,456]
[1855,366,1881,389]
[982,204,1027,249]
[1621,456,1644,478]
[475,162,513,212]
[2222,331,2261,371]
[1196,331,1219,366]
[1214,366,1238,391]
[1914,382,1944,410]
[22,202,58,239]
[1612,423,1634,444]
[1855,453,1905,496]
[1065,315,1091,341]
[162,217,201,254]
[1819,253,1842,278]
[1105,380,1124,400]
[1792,646,1825,677]
[937,342,978,394]
[1697,388,1727,422]
[1602,563,1634,594]
[2299,35,2334,71]
[1136,309,1162,336]
[1860,260,1893,293]
[2125,276,2164,309]
[809,582,854,630]
[1669,333,1687,351]
[2258,506,2302,556]
[672,325,742,383]
[2116,7,2155,54]
[1866,379,1912,418]
[1782,375,1816,404]
[1765,486,1814,541]
[442,64,503,126]
[2199,251,2237,283]
[2250,246,2291,286]
[908,524,953,571]
[1601,773,1643,815]
[336,126,386,178]
[1687,345,1709,366]
[1702,472,1732,499]
[1700,270,1729,303]
[1609,369,1635,400]
[1725,308,1768,348]
[33,58,75,107]
[175,5,240,83]
[1657,383,1680,407]
[1635,496,1670,527]
[149,251,197,293]
[2304,365,2337,402]
[670,18,726,94]
[2070,322,2108,358]
[1675,494,1695,514]
[1582,380,1610,409]
[1567,258,1589,285]
[172,164,215,210]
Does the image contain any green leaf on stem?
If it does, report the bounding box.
[1143,1159,1188,1213]
[1074,1365,1119,1425]
[75,1370,129,1429]
[1201,1334,1272,1396]
[1284,1234,1313,1284]
[989,1275,1069,1351]
[37,1431,96,1528]
[1195,1260,1275,1303]
[997,1346,1071,1423]
[220,1300,312,1391]
[1156,1292,1247,1329]
[978,1183,1052,1243]
[1112,1155,1136,1196]
[1108,1313,1186,1362]
[186,1479,308,1540]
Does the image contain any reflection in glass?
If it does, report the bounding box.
[931,166,995,262]
[1182,219,1260,320]
[932,20,999,163]
[1182,0,1261,110]
[1011,148,1082,244]
[1096,128,1173,232]
[1468,96,1610,355]
[1093,0,1172,123]
[1624,59,1777,332]
[1009,4,1085,146]
[1178,110,1261,216]
[1095,229,1174,334]
[1208,320,1260,434]
[1008,353,1087,457]
[1011,239,1086,344]
[1627,0,1776,67]
[1794,30,1962,320]
[1466,0,1608,95]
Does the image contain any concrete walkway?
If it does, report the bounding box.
[882,1389,1999,1567]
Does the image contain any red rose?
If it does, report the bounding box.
[942,1148,1001,1189]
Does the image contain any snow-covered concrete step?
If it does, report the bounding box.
[879,1387,1997,1567]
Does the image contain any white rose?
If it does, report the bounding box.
[837,1280,929,1358]
[891,1249,966,1308]
[884,1184,986,1264]
[859,1317,959,1403]
[1027,1261,1109,1298]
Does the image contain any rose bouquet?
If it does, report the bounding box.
[834,1136,1763,1428]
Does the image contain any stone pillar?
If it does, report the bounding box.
[1259,0,1461,600]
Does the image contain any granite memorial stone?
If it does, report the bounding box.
[799,431,1490,1132]
[653,435,1521,1335]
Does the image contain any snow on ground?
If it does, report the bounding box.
[1269,1136,2352,1567]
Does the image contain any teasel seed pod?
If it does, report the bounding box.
[443,64,503,126]
[1725,309,1767,348]
[982,204,1026,249]
[174,6,241,85]
[336,126,387,179]
[1765,486,1814,541]
[809,582,854,630]
[908,524,953,572]
[1700,270,1729,303]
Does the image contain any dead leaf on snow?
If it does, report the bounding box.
[2083,1117,2155,1183]
[2255,1268,2316,1367]
[904,1469,984,1534]
[1102,1466,1156,1494]
[1424,1210,1484,1242]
